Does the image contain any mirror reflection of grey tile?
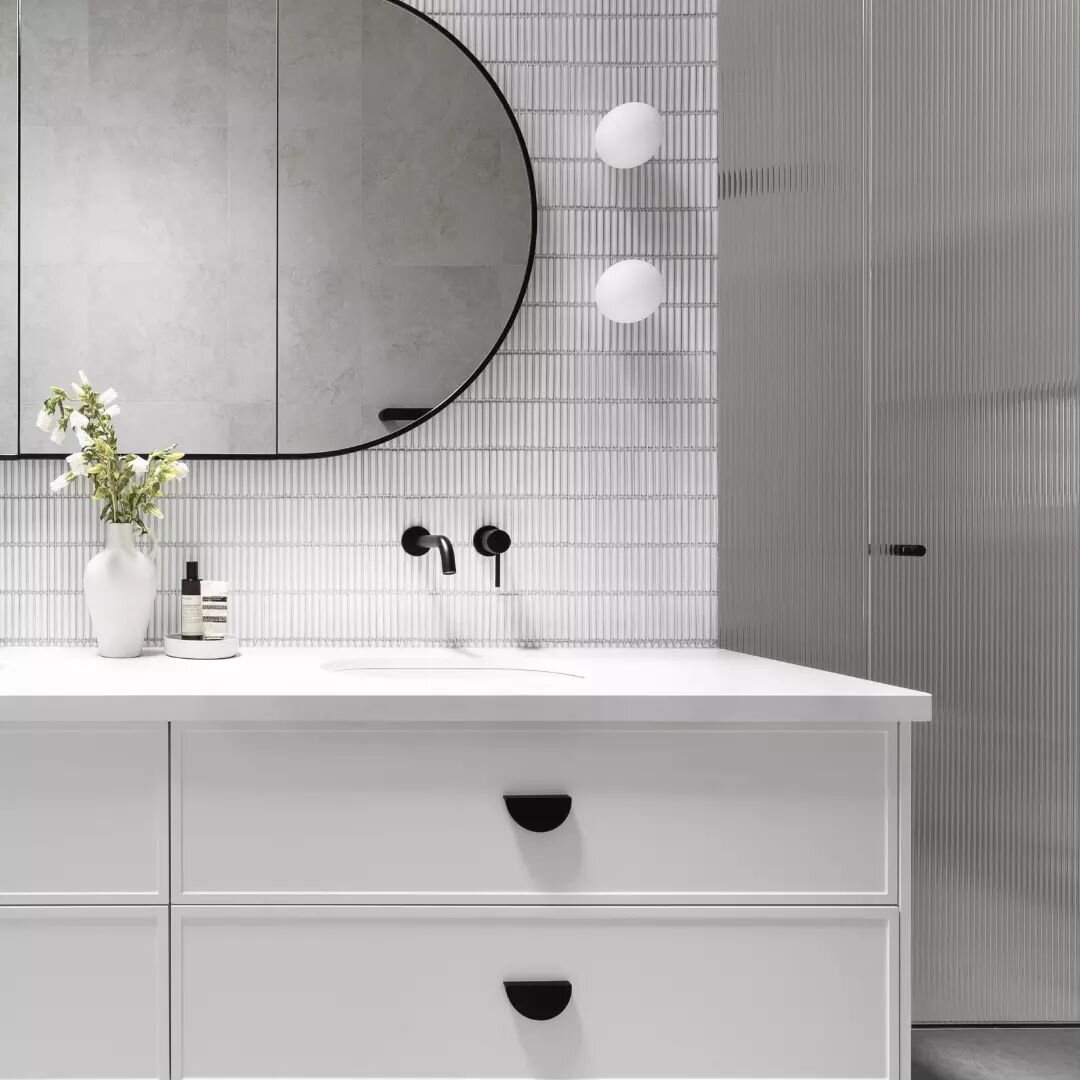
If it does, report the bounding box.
[18,0,277,455]
[276,0,532,453]
[11,0,533,457]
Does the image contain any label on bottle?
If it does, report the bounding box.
[181,596,204,639]
[201,594,229,640]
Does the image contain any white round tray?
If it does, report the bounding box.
[163,634,239,660]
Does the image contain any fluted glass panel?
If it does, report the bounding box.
[0,1,719,648]
[0,0,14,455]
[717,0,868,675]
[872,0,1080,1022]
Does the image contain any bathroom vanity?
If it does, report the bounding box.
[0,647,929,1080]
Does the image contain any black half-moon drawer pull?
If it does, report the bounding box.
[503,794,572,833]
[504,980,572,1021]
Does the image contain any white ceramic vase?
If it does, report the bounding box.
[84,523,158,658]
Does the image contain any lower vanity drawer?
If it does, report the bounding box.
[0,906,170,1080]
[173,723,897,903]
[172,905,898,1080]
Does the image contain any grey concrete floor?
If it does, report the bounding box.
[914,1027,1080,1080]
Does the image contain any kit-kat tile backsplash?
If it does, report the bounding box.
[0,0,718,647]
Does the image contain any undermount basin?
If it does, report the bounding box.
[321,660,583,688]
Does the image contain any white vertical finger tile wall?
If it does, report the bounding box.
[0,0,719,647]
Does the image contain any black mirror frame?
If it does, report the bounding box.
[7,0,537,463]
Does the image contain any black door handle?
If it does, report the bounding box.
[504,794,572,833]
[872,543,927,557]
[504,980,572,1021]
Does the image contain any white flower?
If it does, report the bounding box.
[78,370,89,386]
[69,410,88,428]
[49,473,72,493]
[65,451,88,477]
[70,382,85,400]
[99,388,118,406]
[35,407,55,433]
[50,425,66,445]
[105,404,120,418]
[75,427,93,448]
[174,461,189,479]
[129,456,149,477]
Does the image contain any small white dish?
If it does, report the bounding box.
[164,634,239,660]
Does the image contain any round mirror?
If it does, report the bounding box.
[277,0,536,454]
[14,0,536,459]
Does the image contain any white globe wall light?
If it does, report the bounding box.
[594,102,664,169]
[594,260,664,324]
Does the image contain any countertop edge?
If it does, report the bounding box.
[2,693,932,725]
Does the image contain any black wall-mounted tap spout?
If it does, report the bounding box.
[402,526,457,575]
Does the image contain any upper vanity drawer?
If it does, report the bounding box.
[0,722,169,903]
[172,723,897,904]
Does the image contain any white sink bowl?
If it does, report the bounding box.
[321,659,583,690]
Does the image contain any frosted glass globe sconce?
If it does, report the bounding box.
[594,102,664,169]
[594,260,664,324]
[593,102,665,322]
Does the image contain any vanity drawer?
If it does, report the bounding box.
[0,906,170,1080]
[172,905,898,1080]
[172,723,897,903]
[0,723,169,903]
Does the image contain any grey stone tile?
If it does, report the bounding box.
[0,0,15,453]
[226,259,276,404]
[360,0,505,136]
[20,0,277,456]
[274,0,532,455]
[20,264,90,402]
[0,112,15,256]
[359,0,514,268]
[502,130,534,265]
[20,125,93,264]
[278,261,510,452]
[19,0,89,126]
[87,125,228,265]
[228,122,276,263]
[88,0,227,127]
[103,402,275,455]
[87,262,228,401]
[355,265,505,436]
[277,266,366,453]
[360,123,503,268]
[227,0,276,129]
[278,0,364,130]
[279,126,364,269]
[0,262,14,455]
[20,399,275,455]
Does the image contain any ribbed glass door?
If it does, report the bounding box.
[871,0,1080,1021]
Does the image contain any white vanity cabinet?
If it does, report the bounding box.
[0,723,170,1080]
[0,907,170,1080]
[0,647,929,1080]
[173,905,898,1080]
[172,724,898,904]
[0,723,168,903]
